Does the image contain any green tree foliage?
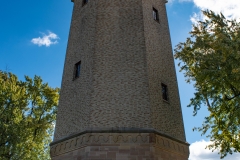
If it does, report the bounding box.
[0,71,59,160]
[175,10,240,158]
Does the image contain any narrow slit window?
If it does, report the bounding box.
[153,7,159,22]
[82,0,88,6]
[74,61,81,79]
[161,83,168,101]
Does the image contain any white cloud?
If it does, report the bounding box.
[176,0,240,23]
[190,12,205,26]
[189,140,240,160]
[31,31,59,47]
[192,0,240,20]
[169,0,191,3]
[179,0,192,2]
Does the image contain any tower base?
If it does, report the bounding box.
[50,129,189,160]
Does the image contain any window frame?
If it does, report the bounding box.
[82,0,88,6]
[152,7,159,22]
[161,83,169,101]
[73,61,81,80]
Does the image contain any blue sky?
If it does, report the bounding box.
[1,0,240,159]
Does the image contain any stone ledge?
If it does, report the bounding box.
[51,128,189,146]
[50,131,189,158]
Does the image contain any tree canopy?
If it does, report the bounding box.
[0,71,59,160]
[174,10,240,158]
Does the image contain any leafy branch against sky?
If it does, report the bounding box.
[169,0,240,159]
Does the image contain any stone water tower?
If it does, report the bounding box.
[50,0,189,159]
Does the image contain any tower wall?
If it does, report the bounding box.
[142,0,186,141]
[54,0,97,140]
[89,0,152,130]
[54,0,153,141]
[51,0,189,159]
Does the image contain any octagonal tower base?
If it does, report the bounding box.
[50,129,189,160]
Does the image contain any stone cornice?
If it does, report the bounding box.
[51,128,189,146]
[50,131,190,158]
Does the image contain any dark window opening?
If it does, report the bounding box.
[74,61,81,79]
[161,83,168,101]
[153,7,159,22]
[82,0,88,6]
